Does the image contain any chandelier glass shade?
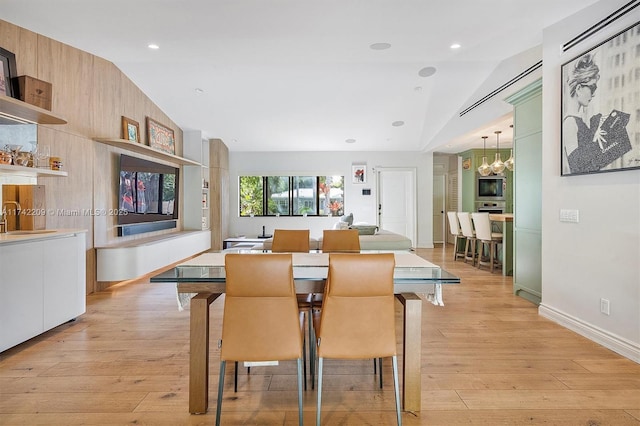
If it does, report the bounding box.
[477,136,492,176]
[504,149,515,171]
[490,130,505,174]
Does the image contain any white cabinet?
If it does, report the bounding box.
[0,232,86,352]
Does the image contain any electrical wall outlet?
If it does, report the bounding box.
[560,209,579,223]
[600,298,610,316]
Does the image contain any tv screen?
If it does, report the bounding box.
[117,154,179,225]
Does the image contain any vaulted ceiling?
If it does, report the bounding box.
[1,0,597,153]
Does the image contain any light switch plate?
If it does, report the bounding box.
[559,209,579,223]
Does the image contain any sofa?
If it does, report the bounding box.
[259,229,412,251]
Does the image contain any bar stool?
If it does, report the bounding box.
[471,212,503,273]
[457,212,477,266]
[447,211,466,261]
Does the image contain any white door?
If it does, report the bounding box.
[433,174,445,243]
[376,168,416,247]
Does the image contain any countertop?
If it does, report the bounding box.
[0,229,88,245]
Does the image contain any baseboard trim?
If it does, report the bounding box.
[539,304,640,363]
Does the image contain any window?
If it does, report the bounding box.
[239,175,344,217]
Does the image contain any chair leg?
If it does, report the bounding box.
[316,357,324,426]
[234,361,238,392]
[378,358,383,389]
[216,360,226,426]
[302,323,307,391]
[452,235,458,261]
[392,356,402,426]
[489,242,495,273]
[297,358,304,426]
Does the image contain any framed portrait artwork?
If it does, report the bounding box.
[0,46,18,97]
[560,21,640,176]
[352,165,366,184]
[121,116,140,143]
[146,117,175,154]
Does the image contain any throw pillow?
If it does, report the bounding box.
[340,212,353,226]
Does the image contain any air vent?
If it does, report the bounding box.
[563,0,639,52]
[459,61,542,117]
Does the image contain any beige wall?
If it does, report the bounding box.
[1,19,184,294]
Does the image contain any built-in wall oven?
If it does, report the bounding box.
[476,174,506,202]
[476,201,505,213]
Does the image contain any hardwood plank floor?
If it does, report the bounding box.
[1,245,638,425]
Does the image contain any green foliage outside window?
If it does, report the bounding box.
[239,175,344,217]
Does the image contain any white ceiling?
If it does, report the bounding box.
[1,0,596,153]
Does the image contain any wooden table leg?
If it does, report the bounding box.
[396,293,422,413]
[189,292,220,414]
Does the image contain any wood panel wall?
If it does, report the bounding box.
[0,19,186,294]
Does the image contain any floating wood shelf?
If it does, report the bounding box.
[0,96,67,125]
[93,138,201,166]
[0,163,68,177]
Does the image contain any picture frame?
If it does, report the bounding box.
[560,21,640,176]
[146,117,175,154]
[0,46,18,98]
[121,116,140,143]
[352,165,366,184]
[462,158,471,170]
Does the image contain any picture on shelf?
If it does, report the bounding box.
[121,116,140,143]
[0,46,18,97]
[146,117,175,154]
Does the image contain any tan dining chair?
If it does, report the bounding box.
[447,211,466,261]
[321,229,361,253]
[457,212,477,265]
[471,212,503,273]
[272,229,311,253]
[271,228,313,389]
[217,253,304,426]
[314,253,402,426]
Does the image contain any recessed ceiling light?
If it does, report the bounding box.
[414,86,423,92]
[418,66,437,77]
[345,138,356,144]
[195,88,204,94]
[450,43,461,49]
[392,121,405,127]
[148,44,160,50]
[370,42,391,50]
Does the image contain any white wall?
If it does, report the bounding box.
[539,0,640,362]
[228,150,435,247]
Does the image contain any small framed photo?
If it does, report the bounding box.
[121,116,140,143]
[462,158,471,170]
[146,117,175,154]
[352,165,366,184]
[0,46,18,97]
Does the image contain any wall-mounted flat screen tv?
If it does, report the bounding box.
[117,154,179,225]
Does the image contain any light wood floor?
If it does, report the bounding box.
[1,245,639,425]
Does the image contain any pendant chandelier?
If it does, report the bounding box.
[504,125,515,171]
[490,130,505,174]
[477,136,492,176]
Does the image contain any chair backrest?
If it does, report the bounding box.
[321,229,361,253]
[221,253,302,361]
[271,229,310,252]
[447,211,462,236]
[457,212,475,238]
[471,212,492,241]
[317,253,396,359]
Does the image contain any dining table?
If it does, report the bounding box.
[150,250,460,415]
